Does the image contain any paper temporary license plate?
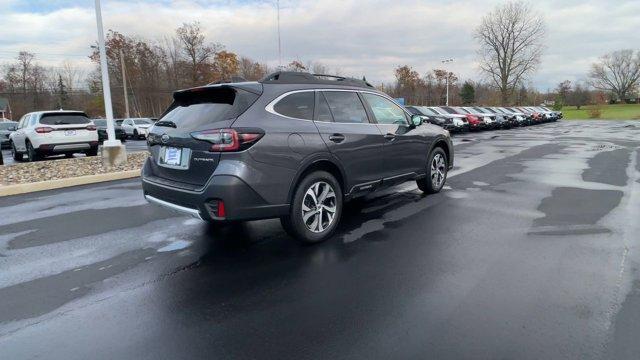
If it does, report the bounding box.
[64,130,76,136]
[163,147,182,166]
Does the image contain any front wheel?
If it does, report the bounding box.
[281,171,342,244]
[417,147,447,194]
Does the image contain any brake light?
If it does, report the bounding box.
[87,125,97,131]
[35,127,53,133]
[191,129,264,152]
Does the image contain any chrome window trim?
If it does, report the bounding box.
[265,88,412,124]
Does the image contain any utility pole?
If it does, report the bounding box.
[94,0,126,165]
[119,48,130,119]
[277,0,282,69]
[441,58,454,106]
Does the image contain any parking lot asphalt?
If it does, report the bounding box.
[1,139,148,165]
[1,121,640,359]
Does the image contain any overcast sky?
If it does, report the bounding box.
[1,0,638,90]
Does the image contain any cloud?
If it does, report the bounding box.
[1,0,638,89]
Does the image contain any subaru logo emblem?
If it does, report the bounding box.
[161,134,170,144]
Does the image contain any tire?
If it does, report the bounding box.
[86,148,98,157]
[281,171,342,244]
[11,142,21,161]
[26,141,40,162]
[417,147,448,194]
[133,129,139,139]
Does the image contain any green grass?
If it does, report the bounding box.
[561,104,640,120]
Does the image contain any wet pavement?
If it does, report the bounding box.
[1,121,640,359]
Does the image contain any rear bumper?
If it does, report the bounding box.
[141,160,289,222]
[144,194,203,220]
[37,141,98,154]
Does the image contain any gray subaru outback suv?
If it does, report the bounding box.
[142,72,453,243]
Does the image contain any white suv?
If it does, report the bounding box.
[9,111,99,162]
[120,118,153,139]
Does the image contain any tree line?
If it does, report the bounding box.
[0,22,335,120]
[1,1,639,120]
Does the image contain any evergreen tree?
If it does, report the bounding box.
[460,81,475,105]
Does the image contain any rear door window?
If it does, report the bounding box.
[322,91,369,124]
[40,113,90,125]
[273,92,314,120]
[160,86,260,131]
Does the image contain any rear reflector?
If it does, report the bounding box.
[205,200,226,219]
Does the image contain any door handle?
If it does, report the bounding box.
[329,134,345,143]
[384,133,396,140]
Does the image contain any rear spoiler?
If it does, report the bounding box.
[173,82,263,100]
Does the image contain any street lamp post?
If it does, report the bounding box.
[94,0,126,165]
[441,58,454,106]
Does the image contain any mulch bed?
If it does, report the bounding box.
[0,152,149,186]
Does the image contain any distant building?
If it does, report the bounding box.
[0,98,11,119]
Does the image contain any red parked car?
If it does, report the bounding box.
[440,106,486,131]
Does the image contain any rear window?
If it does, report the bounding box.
[40,113,90,125]
[273,92,314,120]
[160,87,260,130]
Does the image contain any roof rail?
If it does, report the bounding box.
[260,71,373,88]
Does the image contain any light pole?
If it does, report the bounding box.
[94,0,126,165]
[441,58,454,106]
[276,0,283,69]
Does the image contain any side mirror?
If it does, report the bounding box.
[411,115,423,127]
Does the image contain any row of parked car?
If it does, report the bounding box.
[0,112,155,162]
[405,105,563,132]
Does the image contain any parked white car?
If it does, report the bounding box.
[120,118,154,139]
[9,110,98,162]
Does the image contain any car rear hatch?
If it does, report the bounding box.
[146,83,262,188]
[39,112,94,135]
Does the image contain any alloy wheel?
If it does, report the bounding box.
[301,181,337,233]
[431,153,446,189]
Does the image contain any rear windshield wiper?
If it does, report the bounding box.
[155,120,177,128]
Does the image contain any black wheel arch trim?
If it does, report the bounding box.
[429,135,454,169]
[287,152,347,204]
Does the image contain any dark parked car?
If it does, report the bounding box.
[406,105,457,131]
[0,121,17,149]
[92,119,127,142]
[142,72,454,243]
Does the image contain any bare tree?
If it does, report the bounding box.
[59,60,83,91]
[475,1,546,105]
[589,50,640,101]
[175,22,222,85]
[17,51,35,96]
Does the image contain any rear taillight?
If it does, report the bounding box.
[191,129,264,152]
[87,125,97,131]
[35,127,53,133]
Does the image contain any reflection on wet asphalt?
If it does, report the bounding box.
[1,121,640,360]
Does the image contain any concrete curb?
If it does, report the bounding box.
[0,169,141,197]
